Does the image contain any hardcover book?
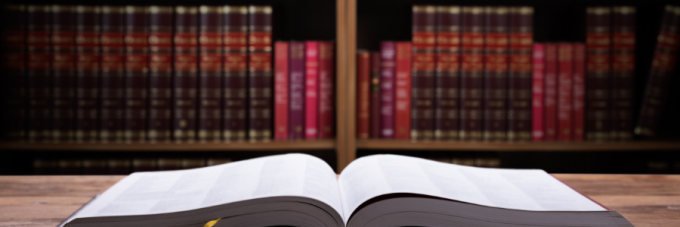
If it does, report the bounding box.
[198,5,222,142]
[544,44,558,141]
[305,41,319,139]
[483,6,509,141]
[27,5,51,142]
[557,43,573,141]
[1,5,25,141]
[248,5,273,141]
[123,6,149,142]
[173,6,198,143]
[147,6,173,142]
[460,6,484,141]
[75,6,100,143]
[507,6,533,141]
[356,51,370,139]
[318,42,335,139]
[394,42,411,139]
[379,41,396,138]
[369,52,381,138]
[435,6,461,140]
[275,42,289,140]
[585,7,611,141]
[51,5,77,142]
[288,41,305,139]
[573,43,586,141]
[411,5,436,140]
[100,6,126,143]
[222,6,248,141]
[532,44,545,141]
[611,6,635,140]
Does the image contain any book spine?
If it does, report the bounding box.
[157,158,181,170]
[395,42,412,139]
[318,41,334,139]
[274,41,289,140]
[460,6,484,141]
[181,158,206,169]
[248,5,273,141]
[27,5,51,142]
[82,159,107,175]
[147,6,173,143]
[33,158,58,174]
[124,6,148,142]
[51,5,76,143]
[222,6,248,141]
[557,43,574,141]
[483,6,509,141]
[1,5,26,141]
[369,52,381,138]
[305,41,319,139]
[100,6,125,143]
[435,6,461,140]
[356,51,370,139]
[75,6,100,143]
[544,43,557,140]
[585,7,611,141]
[380,41,396,138]
[198,6,222,142]
[573,43,586,141]
[611,6,635,140]
[532,43,545,141]
[411,5,436,140]
[507,6,533,141]
[173,6,198,143]
[132,158,156,172]
[288,41,305,139]
[58,159,82,174]
[107,158,131,174]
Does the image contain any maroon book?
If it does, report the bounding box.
[356,51,370,139]
[318,41,334,139]
[124,6,149,142]
[435,6,461,140]
[369,52,381,138]
[507,6,533,141]
[483,7,509,141]
[147,6,173,143]
[100,6,125,143]
[198,6,222,142]
[1,5,25,141]
[27,5,51,142]
[460,6,484,141]
[51,5,76,143]
[248,5,273,141]
[75,6,100,143]
[411,5,436,140]
[223,6,249,141]
[288,41,305,139]
[585,7,612,141]
[611,6,635,140]
[173,6,198,143]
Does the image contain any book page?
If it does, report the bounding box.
[338,154,605,223]
[68,153,344,221]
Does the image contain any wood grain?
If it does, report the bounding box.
[357,139,680,151]
[336,0,350,171]
[0,140,335,152]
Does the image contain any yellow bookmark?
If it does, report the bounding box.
[204,218,221,227]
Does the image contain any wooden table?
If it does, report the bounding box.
[0,174,678,227]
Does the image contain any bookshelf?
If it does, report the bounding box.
[0,140,335,151]
[357,139,680,152]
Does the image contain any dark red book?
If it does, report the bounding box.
[435,5,461,140]
[318,41,334,139]
[100,6,125,143]
[198,6,222,142]
[124,6,148,142]
[557,43,574,141]
[275,42,289,140]
[507,6,533,141]
[289,41,305,139]
[27,5,51,142]
[532,43,545,141]
[223,6,248,141]
[380,41,396,139]
[369,52,381,138]
[395,42,411,139]
[611,6,635,140]
[305,41,319,139]
[411,5,436,140]
[356,51,370,139]
[1,5,25,141]
[544,44,558,141]
[51,5,76,143]
[147,6,173,143]
[585,7,611,141]
[483,6,509,141]
[248,5,273,141]
[460,6,484,141]
[75,6,100,143]
[636,5,680,137]
[173,6,198,143]
[573,43,586,141]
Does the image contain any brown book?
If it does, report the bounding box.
[108,158,131,174]
[51,5,77,143]
[207,157,232,166]
[435,6,461,140]
[585,7,612,141]
[173,6,198,143]
[157,158,181,170]
[1,5,25,141]
[611,7,635,140]
[248,5,273,141]
[460,6,484,141]
[411,5,436,140]
[75,6,100,143]
[198,6,222,142]
[369,52,381,138]
[124,6,149,142]
[483,7,509,141]
[507,6,533,141]
[100,6,126,143]
[181,158,206,169]
[132,158,157,172]
[147,6,173,143]
[27,5,51,142]
[82,159,108,175]
[59,159,83,174]
[223,6,249,141]
[356,51,371,139]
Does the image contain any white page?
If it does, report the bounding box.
[67,153,344,222]
[338,154,605,223]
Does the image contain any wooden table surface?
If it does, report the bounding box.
[0,174,678,227]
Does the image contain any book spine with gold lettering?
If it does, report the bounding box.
[124,6,148,142]
[223,6,248,141]
[304,41,319,139]
[75,6,100,143]
[557,43,573,141]
[356,51,370,139]
[173,6,198,143]
[435,6,460,140]
[132,158,156,172]
[289,41,305,139]
[107,158,131,174]
[198,6,222,142]
[394,42,411,139]
[157,158,181,170]
[318,41,334,139]
[585,7,611,141]
[51,5,76,143]
[507,6,533,141]
[100,6,125,143]
[460,6,484,141]
[380,41,396,139]
[411,5,436,140]
[369,52,381,138]
[27,5,51,142]
[275,42,289,140]
[573,43,586,141]
[483,6,509,141]
[1,5,25,141]
[611,6,635,140]
[147,6,173,143]
[248,5,273,140]
[544,43,557,140]
[532,43,545,141]
[636,5,680,137]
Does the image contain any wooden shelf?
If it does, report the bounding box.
[0,140,336,152]
[356,139,680,151]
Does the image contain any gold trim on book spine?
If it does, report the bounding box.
[587,7,610,15]
[463,6,484,14]
[413,5,436,13]
[149,6,173,14]
[223,6,248,14]
[248,6,271,14]
[51,5,74,13]
[175,6,197,14]
[102,6,125,14]
[76,5,100,13]
[125,6,148,14]
[27,5,50,12]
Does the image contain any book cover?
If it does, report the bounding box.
[147,6,173,143]
[611,6,635,140]
[51,5,76,143]
[483,6,509,141]
[75,6,100,143]
[289,41,305,139]
[411,5,436,140]
[395,42,412,139]
[318,41,334,139]
[27,5,51,142]
[507,6,533,141]
[248,5,273,141]
[369,52,381,138]
[356,51,370,139]
[1,5,25,141]
[532,43,545,141]
[380,41,396,139]
[124,6,148,143]
[435,6,461,140]
[198,6,222,142]
[557,43,574,141]
[585,7,611,141]
[173,6,198,143]
[223,6,248,141]
[305,41,319,139]
[544,44,558,141]
[100,6,125,143]
[460,6,484,141]
[573,43,586,141]
[274,41,289,140]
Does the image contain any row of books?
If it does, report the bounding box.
[33,157,232,174]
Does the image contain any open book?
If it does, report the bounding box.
[60,154,632,227]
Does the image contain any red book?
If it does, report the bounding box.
[395,42,411,139]
[585,7,611,141]
[305,41,319,139]
[27,5,51,142]
[124,6,148,142]
[380,41,396,138]
[318,41,334,139]
[274,42,289,140]
[611,6,635,140]
[247,5,273,140]
[369,52,381,138]
[198,6,222,142]
[173,6,198,142]
[2,5,25,141]
[148,6,173,143]
[573,43,586,141]
[483,7,509,141]
[532,43,545,141]
[544,44,558,141]
[51,5,76,142]
[507,6,533,141]
[435,6,461,140]
[411,5,436,140]
[100,6,125,143]
[460,6,484,141]
[222,6,248,141]
[356,51,371,139]
[557,43,574,141]
[75,6,100,143]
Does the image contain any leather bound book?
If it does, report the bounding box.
[532,43,545,141]
[59,159,83,174]
[411,5,436,140]
[27,5,51,142]
[157,158,181,170]
[318,41,334,139]
[557,43,574,141]
[248,5,273,141]
[108,158,131,174]
[75,6,100,143]
[173,6,198,143]
[198,6,222,142]
[573,43,586,141]
[207,157,232,166]
[132,158,157,172]
[435,6,461,140]
[100,6,126,143]
[356,51,370,139]
[124,6,149,143]
[395,42,411,139]
[222,6,248,141]
[305,41,319,139]
[460,6,484,141]
[369,52,381,138]
[585,7,611,141]
[380,41,396,139]
[288,41,305,139]
[483,7,509,141]
[274,42,289,140]
[611,6,635,140]
[181,158,206,169]
[636,5,680,137]
[147,6,173,143]
[1,5,25,141]
[82,159,108,175]
[51,5,77,143]
[507,6,533,141]
[544,44,558,141]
